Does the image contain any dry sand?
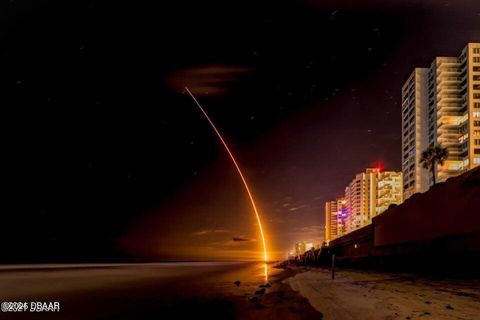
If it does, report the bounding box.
[283,267,480,320]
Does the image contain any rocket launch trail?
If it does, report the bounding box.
[185,87,269,262]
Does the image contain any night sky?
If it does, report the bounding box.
[2,0,480,262]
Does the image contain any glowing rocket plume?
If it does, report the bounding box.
[185,87,269,262]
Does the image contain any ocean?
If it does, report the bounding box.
[0,262,279,319]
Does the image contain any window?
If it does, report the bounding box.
[474,57,480,63]
[474,112,480,118]
[476,139,480,146]
[474,48,480,54]
[474,158,480,164]
[475,120,480,127]
[475,149,480,155]
[474,130,480,136]
[459,133,469,143]
[475,102,480,108]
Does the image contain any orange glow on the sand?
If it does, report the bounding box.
[264,263,268,283]
[185,87,269,263]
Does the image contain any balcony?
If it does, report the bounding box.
[437,76,461,84]
[437,93,462,99]
[437,139,460,146]
[436,110,462,117]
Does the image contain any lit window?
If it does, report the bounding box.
[474,158,480,164]
[459,133,469,143]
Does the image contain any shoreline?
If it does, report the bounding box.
[230,265,324,319]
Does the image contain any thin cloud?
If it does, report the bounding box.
[192,229,231,236]
[295,225,325,234]
[209,236,257,247]
[167,64,253,96]
[232,236,256,242]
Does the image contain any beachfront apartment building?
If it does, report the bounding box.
[341,168,403,234]
[402,43,480,193]
[325,197,346,242]
[344,168,378,232]
[428,56,465,182]
[402,68,430,199]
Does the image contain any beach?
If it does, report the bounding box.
[2,263,479,319]
[284,266,480,320]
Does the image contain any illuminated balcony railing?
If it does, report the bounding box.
[438,139,460,145]
[437,84,460,91]
[437,111,462,116]
[436,115,465,128]
[437,76,461,83]
[437,130,460,138]
[437,93,462,99]
[437,69,460,75]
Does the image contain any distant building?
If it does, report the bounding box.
[344,168,403,233]
[295,242,306,255]
[402,42,480,192]
[325,197,346,241]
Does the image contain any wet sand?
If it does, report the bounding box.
[237,267,323,320]
[0,262,322,319]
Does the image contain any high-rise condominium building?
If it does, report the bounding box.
[345,168,378,232]
[344,168,403,233]
[401,68,430,199]
[402,43,480,191]
[325,197,346,242]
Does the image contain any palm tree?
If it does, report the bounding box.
[420,145,448,185]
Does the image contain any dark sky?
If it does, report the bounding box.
[2,0,480,262]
